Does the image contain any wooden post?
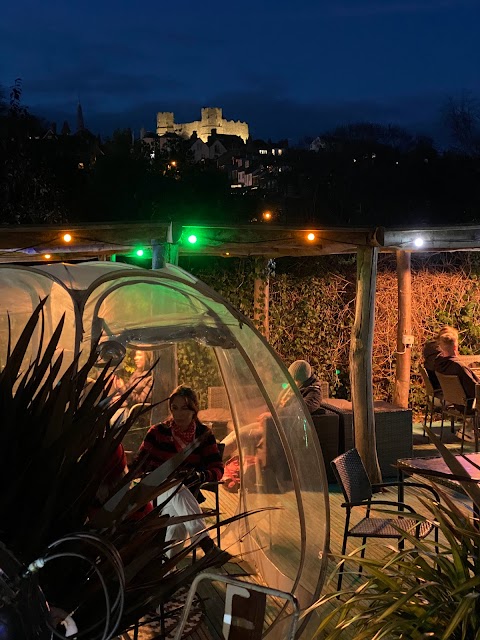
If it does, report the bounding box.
[350,246,382,483]
[151,223,179,269]
[393,250,412,408]
[253,258,270,340]
[150,226,178,419]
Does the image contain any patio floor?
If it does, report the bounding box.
[125,419,477,639]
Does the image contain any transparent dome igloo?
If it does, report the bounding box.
[0,261,330,633]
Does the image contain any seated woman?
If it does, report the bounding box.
[136,384,224,557]
[113,350,154,407]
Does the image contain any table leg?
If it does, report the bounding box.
[398,468,405,506]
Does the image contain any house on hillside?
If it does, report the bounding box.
[207,130,245,160]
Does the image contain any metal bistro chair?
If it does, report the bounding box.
[331,448,438,591]
[436,372,479,454]
[191,442,225,563]
[172,572,300,640]
[419,365,444,439]
[194,441,225,547]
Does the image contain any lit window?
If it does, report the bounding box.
[259,149,267,154]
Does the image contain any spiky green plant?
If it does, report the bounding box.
[308,429,480,640]
[0,299,248,637]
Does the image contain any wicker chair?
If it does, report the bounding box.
[331,448,438,591]
[419,365,444,439]
[436,372,478,453]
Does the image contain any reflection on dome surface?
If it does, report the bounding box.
[0,261,329,637]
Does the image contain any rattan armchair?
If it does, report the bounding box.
[436,372,478,453]
[331,448,438,591]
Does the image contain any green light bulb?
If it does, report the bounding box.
[136,249,144,257]
[187,235,197,244]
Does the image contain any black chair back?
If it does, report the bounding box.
[331,448,373,503]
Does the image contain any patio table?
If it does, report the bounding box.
[397,452,480,518]
[197,408,232,441]
[457,355,480,375]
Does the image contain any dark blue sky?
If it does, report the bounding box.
[1,0,478,141]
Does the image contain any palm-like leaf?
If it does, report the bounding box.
[0,300,250,638]
[309,483,480,639]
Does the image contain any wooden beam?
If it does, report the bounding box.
[393,250,412,408]
[350,246,382,483]
[0,222,385,261]
[384,225,480,252]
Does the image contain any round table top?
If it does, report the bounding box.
[397,452,480,483]
[198,408,232,423]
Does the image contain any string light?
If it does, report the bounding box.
[307,233,316,241]
[187,235,197,244]
[62,233,72,243]
[414,237,424,248]
[43,254,51,259]
[135,249,144,257]
[263,211,272,221]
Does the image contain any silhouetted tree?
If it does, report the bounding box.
[443,93,480,156]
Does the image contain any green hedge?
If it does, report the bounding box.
[179,252,480,417]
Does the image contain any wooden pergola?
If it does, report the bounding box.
[2,221,480,481]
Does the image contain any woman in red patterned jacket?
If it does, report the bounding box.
[136,384,224,556]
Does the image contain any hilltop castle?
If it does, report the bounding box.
[156,107,249,143]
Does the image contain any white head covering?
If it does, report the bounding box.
[288,360,312,383]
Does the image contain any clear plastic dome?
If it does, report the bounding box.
[0,261,330,636]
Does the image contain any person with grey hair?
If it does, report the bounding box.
[222,359,324,462]
[279,359,324,415]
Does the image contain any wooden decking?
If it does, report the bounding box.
[129,422,477,639]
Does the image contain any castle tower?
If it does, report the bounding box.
[156,112,175,136]
[200,107,222,139]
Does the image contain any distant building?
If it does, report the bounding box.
[310,137,327,152]
[156,107,249,143]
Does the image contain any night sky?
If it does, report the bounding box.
[1,0,478,141]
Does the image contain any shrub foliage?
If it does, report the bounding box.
[181,252,480,415]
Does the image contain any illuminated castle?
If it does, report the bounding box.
[156,107,249,143]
